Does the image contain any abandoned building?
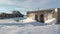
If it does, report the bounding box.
[27,8,60,24]
[0,11,24,19]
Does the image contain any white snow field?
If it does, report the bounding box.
[0,17,60,34]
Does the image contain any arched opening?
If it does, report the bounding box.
[35,15,38,21]
[40,14,44,23]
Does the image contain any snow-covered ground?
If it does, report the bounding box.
[0,24,60,34]
[0,17,60,34]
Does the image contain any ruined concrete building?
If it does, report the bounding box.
[27,8,60,24]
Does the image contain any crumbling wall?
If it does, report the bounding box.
[57,8,60,23]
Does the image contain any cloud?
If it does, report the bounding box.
[0,0,60,9]
[0,0,51,8]
[15,0,51,8]
[0,0,60,14]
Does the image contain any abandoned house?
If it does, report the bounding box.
[0,11,24,19]
[27,8,60,24]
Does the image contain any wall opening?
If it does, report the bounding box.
[35,15,38,21]
[40,14,44,23]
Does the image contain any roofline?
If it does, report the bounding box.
[27,8,53,13]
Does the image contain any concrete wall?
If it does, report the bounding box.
[27,9,59,23]
[27,10,53,23]
[57,8,60,23]
[44,11,53,23]
[27,13,36,20]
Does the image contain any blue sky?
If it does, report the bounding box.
[0,0,60,14]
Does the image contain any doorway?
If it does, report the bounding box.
[40,14,44,23]
[35,15,38,21]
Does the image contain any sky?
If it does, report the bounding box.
[0,0,60,15]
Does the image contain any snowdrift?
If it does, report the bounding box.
[0,18,46,26]
[0,17,59,34]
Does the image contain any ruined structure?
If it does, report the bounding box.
[27,8,60,24]
[0,11,24,19]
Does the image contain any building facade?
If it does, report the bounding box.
[27,8,60,24]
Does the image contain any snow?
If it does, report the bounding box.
[45,18,57,24]
[0,25,60,34]
[0,17,24,23]
[0,17,60,34]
